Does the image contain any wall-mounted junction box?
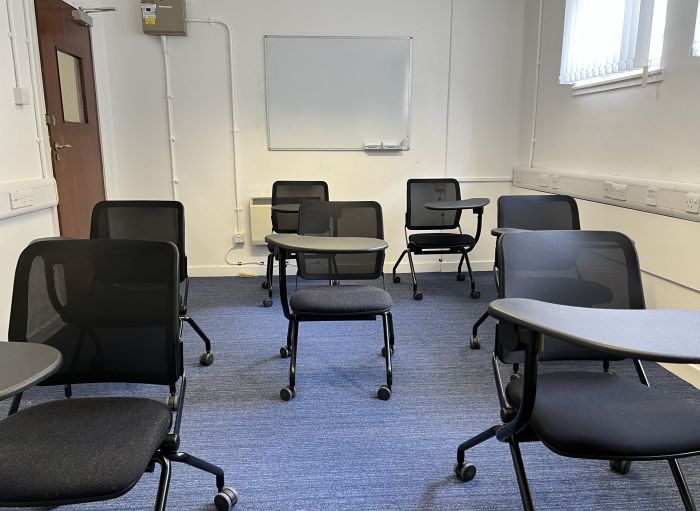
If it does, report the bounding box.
[141,0,187,36]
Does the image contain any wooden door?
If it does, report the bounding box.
[35,0,105,238]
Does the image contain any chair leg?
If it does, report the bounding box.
[280,320,293,358]
[456,252,466,275]
[406,250,421,300]
[7,392,22,416]
[382,313,393,388]
[183,316,212,354]
[153,453,172,511]
[461,249,479,299]
[392,249,407,280]
[169,451,239,509]
[470,310,489,349]
[669,459,697,510]
[456,425,501,467]
[388,311,395,351]
[509,438,535,511]
[281,316,299,400]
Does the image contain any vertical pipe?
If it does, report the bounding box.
[161,35,179,201]
[443,0,454,178]
[528,0,544,168]
[6,0,22,89]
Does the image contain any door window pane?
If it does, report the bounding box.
[56,50,85,123]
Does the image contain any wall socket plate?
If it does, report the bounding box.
[645,188,658,206]
[233,232,246,244]
[686,193,700,213]
[611,183,627,201]
[10,189,34,209]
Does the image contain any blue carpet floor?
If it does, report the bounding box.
[4,271,700,510]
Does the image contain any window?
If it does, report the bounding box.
[559,0,668,85]
[693,2,700,56]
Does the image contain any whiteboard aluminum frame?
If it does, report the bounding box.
[263,35,413,151]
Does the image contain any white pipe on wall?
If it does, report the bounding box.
[186,17,241,233]
[5,0,22,89]
[528,0,544,168]
[161,35,179,201]
[22,0,50,181]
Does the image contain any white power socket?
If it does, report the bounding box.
[645,188,658,206]
[611,183,627,201]
[538,173,549,187]
[233,232,246,244]
[10,189,34,209]
[686,193,700,214]
[603,182,613,198]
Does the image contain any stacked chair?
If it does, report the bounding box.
[454,230,700,510]
[2,238,237,510]
[90,200,215,366]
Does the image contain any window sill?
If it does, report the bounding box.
[571,69,664,96]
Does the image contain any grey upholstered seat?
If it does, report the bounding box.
[290,285,392,315]
[0,397,172,505]
[409,233,475,248]
[506,371,700,458]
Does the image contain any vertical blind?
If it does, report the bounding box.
[693,2,700,56]
[560,0,667,84]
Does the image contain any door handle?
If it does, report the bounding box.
[53,142,72,161]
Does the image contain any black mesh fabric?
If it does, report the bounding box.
[296,201,384,281]
[90,201,186,282]
[496,231,644,363]
[406,179,461,230]
[8,239,182,386]
[271,181,329,233]
[497,195,580,230]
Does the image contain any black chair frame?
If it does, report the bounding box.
[391,178,485,301]
[90,200,214,367]
[6,239,237,511]
[453,232,698,510]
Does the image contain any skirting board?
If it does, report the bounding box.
[189,259,494,278]
[660,363,700,391]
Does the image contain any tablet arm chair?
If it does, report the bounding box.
[469,194,580,349]
[277,200,394,401]
[261,180,329,307]
[454,230,700,510]
[391,178,485,301]
[90,200,214,367]
[5,239,237,510]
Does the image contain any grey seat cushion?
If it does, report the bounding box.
[290,285,392,315]
[0,397,172,505]
[409,233,475,248]
[506,371,700,458]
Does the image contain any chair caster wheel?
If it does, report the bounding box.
[166,394,180,411]
[280,386,295,401]
[393,275,401,283]
[610,459,631,475]
[377,384,391,401]
[469,336,480,349]
[261,280,270,290]
[280,346,290,359]
[214,486,239,510]
[470,289,481,299]
[263,298,273,307]
[413,292,423,301]
[456,273,466,281]
[199,352,214,366]
[454,461,476,482]
[381,346,395,357]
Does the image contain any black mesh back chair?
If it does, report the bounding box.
[454,231,700,510]
[90,200,214,366]
[3,239,237,510]
[469,194,580,349]
[391,178,485,301]
[261,181,329,307]
[279,201,394,401]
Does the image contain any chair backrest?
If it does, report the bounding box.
[8,239,182,387]
[406,178,462,230]
[90,200,187,282]
[272,181,329,234]
[495,230,644,363]
[497,195,580,230]
[296,201,384,281]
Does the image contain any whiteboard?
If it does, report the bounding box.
[264,36,412,151]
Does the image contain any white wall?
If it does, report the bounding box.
[0,0,58,338]
[91,0,525,276]
[517,0,700,385]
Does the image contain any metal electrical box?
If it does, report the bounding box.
[141,0,187,36]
